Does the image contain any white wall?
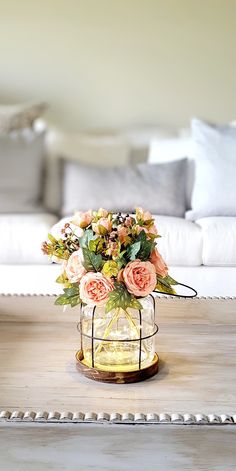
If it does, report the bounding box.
[0,0,235,131]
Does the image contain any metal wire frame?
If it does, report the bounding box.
[77,283,196,371]
[77,306,159,371]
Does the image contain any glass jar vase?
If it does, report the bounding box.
[76,295,159,383]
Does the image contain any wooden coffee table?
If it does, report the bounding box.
[0,295,236,470]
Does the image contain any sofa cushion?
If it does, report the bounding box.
[0,130,46,213]
[44,129,130,213]
[0,214,58,264]
[154,215,202,266]
[62,159,188,217]
[187,119,236,220]
[196,217,236,266]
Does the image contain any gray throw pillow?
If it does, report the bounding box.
[62,159,187,216]
[0,130,46,213]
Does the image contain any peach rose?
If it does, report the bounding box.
[92,218,112,234]
[72,211,92,229]
[123,260,156,297]
[80,272,114,306]
[117,269,124,282]
[65,249,86,283]
[150,248,168,277]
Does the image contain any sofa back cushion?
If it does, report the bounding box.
[0,130,46,213]
[61,158,188,217]
[44,129,131,213]
[186,119,236,220]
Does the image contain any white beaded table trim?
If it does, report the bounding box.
[0,411,236,425]
[0,293,236,300]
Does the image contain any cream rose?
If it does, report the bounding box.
[80,272,114,306]
[92,217,112,234]
[123,260,156,297]
[72,210,92,229]
[150,248,168,277]
[65,249,86,283]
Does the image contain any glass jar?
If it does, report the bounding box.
[78,295,158,373]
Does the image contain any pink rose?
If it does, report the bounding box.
[123,260,156,297]
[72,210,92,229]
[117,225,128,243]
[92,218,112,234]
[150,248,168,277]
[65,249,86,283]
[80,272,114,306]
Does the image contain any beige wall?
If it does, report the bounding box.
[0,0,235,131]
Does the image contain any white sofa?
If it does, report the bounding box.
[0,124,236,297]
[0,213,236,297]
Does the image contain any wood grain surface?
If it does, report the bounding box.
[1,422,236,471]
[0,295,236,415]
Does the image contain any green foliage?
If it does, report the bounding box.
[105,282,143,313]
[82,248,103,272]
[127,241,141,261]
[135,230,155,261]
[102,260,119,278]
[48,233,57,244]
[155,275,177,295]
[78,229,94,249]
[56,272,68,284]
[165,275,179,285]
[55,284,81,308]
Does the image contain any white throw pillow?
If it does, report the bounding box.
[186,119,236,220]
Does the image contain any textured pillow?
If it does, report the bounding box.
[0,130,46,213]
[44,130,130,213]
[62,159,187,217]
[0,102,47,134]
[186,119,236,220]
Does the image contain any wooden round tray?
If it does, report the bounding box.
[76,350,159,383]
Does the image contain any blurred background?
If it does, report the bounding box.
[0,0,235,129]
[1,0,236,296]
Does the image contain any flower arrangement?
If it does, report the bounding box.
[42,207,179,312]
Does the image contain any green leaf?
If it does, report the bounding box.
[56,272,68,284]
[156,275,171,289]
[70,296,80,308]
[165,275,179,286]
[138,239,154,261]
[48,233,57,244]
[82,248,103,272]
[105,282,143,313]
[155,280,176,295]
[88,237,104,253]
[55,295,74,306]
[63,285,80,297]
[127,241,141,261]
[78,229,94,249]
[136,230,147,242]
